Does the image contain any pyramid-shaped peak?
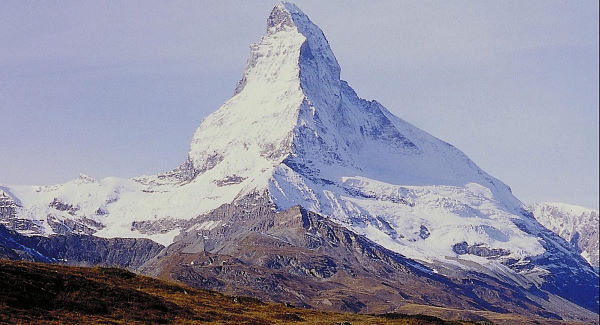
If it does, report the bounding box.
[230,1,340,99]
[267,2,306,28]
[266,2,296,33]
[265,2,330,45]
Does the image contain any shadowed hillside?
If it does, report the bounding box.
[0,260,482,325]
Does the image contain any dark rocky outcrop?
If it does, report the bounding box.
[0,224,163,269]
[0,192,18,219]
[452,242,511,258]
[49,198,78,214]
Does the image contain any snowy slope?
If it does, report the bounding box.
[1,2,597,310]
[530,202,599,269]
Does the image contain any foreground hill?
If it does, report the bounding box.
[0,260,590,325]
[0,259,475,325]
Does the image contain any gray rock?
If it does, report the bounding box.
[0,224,163,269]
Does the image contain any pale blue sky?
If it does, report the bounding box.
[1,1,598,209]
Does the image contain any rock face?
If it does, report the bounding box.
[0,2,598,321]
[0,192,18,219]
[140,198,569,319]
[0,225,163,269]
[530,202,599,270]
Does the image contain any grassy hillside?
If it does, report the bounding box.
[0,260,588,324]
[0,259,475,324]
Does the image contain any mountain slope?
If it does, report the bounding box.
[0,224,163,269]
[0,1,598,319]
[1,260,484,325]
[139,200,589,320]
[529,202,599,270]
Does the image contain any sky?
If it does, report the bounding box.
[0,1,598,209]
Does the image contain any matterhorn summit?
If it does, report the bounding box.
[1,2,598,319]
[183,1,543,268]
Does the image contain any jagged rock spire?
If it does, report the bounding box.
[266,2,295,33]
[190,1,345,173]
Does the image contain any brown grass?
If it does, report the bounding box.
[6,259,586,324]
[395,304,592,325]
[0,260,482,324]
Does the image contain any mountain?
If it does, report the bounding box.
[1,2,598,322]
[529,202,599,270]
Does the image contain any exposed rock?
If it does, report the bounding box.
[529,202,599,270]
[139,200,564,318]
[0,192,18,219]
[131,219,187,235]
[214,175,247,187]
[158,157,199,184]
[47,215,99,235]
[0,224,163,269]
[0,217,44,234]
[452,242,510,259]
[49,198,78,215]
[419,225,430,240]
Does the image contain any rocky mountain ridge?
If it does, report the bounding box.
[138,196,591,319]
[0,224,163,269]
[529,202,599,270]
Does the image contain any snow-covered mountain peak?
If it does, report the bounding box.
[2,2,527,252]
[266,2,296,33]
[189,3,513,200]
[235,1,340,98]
[187,2,344,187]
[2,4,597,312]
[179,4,546,273]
